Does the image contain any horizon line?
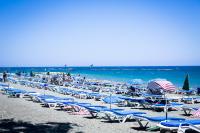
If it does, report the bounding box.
[0,65,200,68]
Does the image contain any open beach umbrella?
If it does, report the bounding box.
[147,80,176,95]
[102,95,124,109]
[102,96,124,104]
[147,79,176,120]
[128,79,144,85]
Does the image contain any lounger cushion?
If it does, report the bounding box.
[145,117,185,122]
[160,120,200,127]
[112,110,146,116]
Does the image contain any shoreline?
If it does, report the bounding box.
[1,66,200,88]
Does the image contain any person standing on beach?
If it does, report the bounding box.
[62,73,65,82]
[3,72,7,82]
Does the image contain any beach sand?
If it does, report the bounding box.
[0,83,199,133]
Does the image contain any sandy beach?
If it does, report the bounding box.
[1,82,199,133]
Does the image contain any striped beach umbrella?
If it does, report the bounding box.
[147,80,176,94]
[147,79,176,120]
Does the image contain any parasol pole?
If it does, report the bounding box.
[164,91,168,120]
[109,88,112,109]
[44,68,46,96]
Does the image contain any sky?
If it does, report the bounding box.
[0,0,200,67]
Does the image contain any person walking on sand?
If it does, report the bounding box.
[3,72,7,82]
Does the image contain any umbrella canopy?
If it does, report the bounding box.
[128,79,144,85]
[147,80,176,94]
[102,96,124,104]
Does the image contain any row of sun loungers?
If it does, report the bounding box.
[0,81,189,112]
[0,86,147,123]
[6,77,200,109]
[2,79,200,133]
[1,83,200,133]
[182,97,200,104]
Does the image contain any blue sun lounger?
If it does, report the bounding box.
[58,101,78,108]
[58,101,93,112]
[158,119,200,132]
[103,110,146,123]
[10,90,27,97]
[61,102,91,108]
[182,97,196,104]
[86,106,124,117]
[133,114,185,128]
[125,98,155,108]
[59,102,110,116]
[182,97,200,104]
[32,95,59,103]
[0,83,9,89]
[3,88,27,97]
[42,97,74,108]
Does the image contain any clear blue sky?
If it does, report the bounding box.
[0,0,200,67]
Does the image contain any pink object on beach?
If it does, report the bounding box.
[70,109,90,115]
[63,106,73,110]
[192,108,200,118]
[148,80,176,92]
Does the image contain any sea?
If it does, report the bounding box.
[0,66,200,88]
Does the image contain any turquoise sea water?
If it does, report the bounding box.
[0,66,200,88]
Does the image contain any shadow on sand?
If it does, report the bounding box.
[131,126,148,131]
[0,118,82,133]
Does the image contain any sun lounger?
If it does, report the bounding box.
[24,92,41,98]
[58,102,92,114]
[178,123,200,133]
[32,95,56,102]
[102,96,127,107]
[0,83,9,89]
[59,102,108,116]
[182,97,196,104]
[4,88,27,98]
[58,101,78,110]
[103,110,146,123]
[86,93,104,100]
[181,106,199,115]
[133,114,185,128]
[127,98,155,108]
[38,95,74,107]
[42,97,74,108]
[102,96,124,104]
[73,91,88,99]
[80,105,110,117]
[152,103,183,111]
[158,119,200,132]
